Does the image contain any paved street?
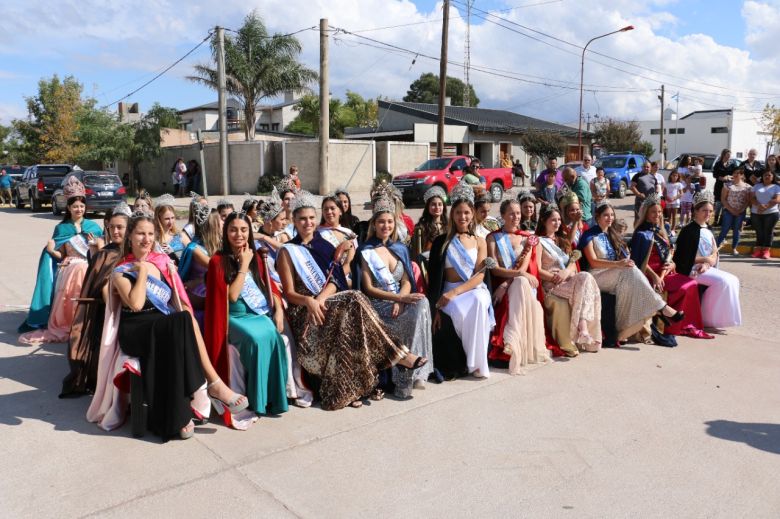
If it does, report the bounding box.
[0,200,779,518]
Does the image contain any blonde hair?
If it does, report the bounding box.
[154,204,178,241]
[366,209,399,242]
[198,211,223,256]
[446,199,476,239]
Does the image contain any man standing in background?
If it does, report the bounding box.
[0,169,13,207]
[575,154,597,184]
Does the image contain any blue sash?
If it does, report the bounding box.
[168,233,185,253]
[240,274,270,315]
[540,237,568,270]
[361,248,399,294]
[494,232,517,269]
[115,264,174,315]
[594,233,618,261]
[283,243,327,295]
[68,234,90,258]
[446,235,476,282]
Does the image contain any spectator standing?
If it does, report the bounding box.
[512,159,526,186]
[716,168,751,255]
[529,156,539,184]
[0,169,12,207]
[741,148,764,185]
[651,161,665,196]
[750,169,780,259]
[562,166,592,222]
[535,157,564,190]
[677,155,693,227]
[575,155,597,184]
[712,148,735,225]
[664,170,684,229]
[186,160,201,195]
[170,158,187,196]
[590,167,609,216]
[630,161,657,218]
[289,164,302,189]
[536,169,558,207]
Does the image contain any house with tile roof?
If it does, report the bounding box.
[345,100,587,168]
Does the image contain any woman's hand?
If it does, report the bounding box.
[273,310,285,334]
[436,290,455,310]
[334,241,352,264]
[618,258,635,268]
[649,271,664,292]
[524,273,540,288]
[432,311,442,333]
[305,296,327,326]
[391,302,404,319]
[130,261,148,275]
[239,246,253,269]
[399,293,425,304]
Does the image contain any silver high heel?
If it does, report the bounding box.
[207,379,249,415]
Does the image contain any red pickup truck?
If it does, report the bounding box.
[391,155,512,204]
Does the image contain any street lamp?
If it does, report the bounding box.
[578,25,634,159]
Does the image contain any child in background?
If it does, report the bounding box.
[679,174,694,227]
[665,169,684,229]
[537,169,558,207]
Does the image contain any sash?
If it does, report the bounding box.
[594,233,618,261]
[446,235,476,282]
[282,243,327,295]
[361,248,399,294]
[540,237,568,270]
[168,233,185,253]
[114,264,173,315]
[240,273,270,315]
[264,255,281,284]
[319,228,342,248]
[494,232,517,269]
[68,234,90,258]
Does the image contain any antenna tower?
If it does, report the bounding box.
[463,0,473,106]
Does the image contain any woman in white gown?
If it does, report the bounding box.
[672,191,742,329]
[427,181,495,378]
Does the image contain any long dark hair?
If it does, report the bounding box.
[593,203,627,259]
[535,205,571,254]
[122,214,156,258]
[63,196,87,223]
[335,189,356,227]
[319,195,344,226]
[446,199,476,239]
[678,154,691,169]
[219,212,261,286]
[417,192,448,238]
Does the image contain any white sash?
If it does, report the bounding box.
[282,243,326,295]
[446,235,476,282]
[361,248,399,294]
[240,274,270,315]
[494,232,517,269]
[540,237,568,270]
[68,235,90,258]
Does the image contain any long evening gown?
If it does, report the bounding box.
[691,227,742,328]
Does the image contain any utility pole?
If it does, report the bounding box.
[463,0,472,107]
[673,91,680,158]
[196,129,208,197]
[437,0,449,158]
[319,18,329,195]
[216,26,229,195]
[658,85,665,166]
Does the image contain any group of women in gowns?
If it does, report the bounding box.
[17,172,744,442]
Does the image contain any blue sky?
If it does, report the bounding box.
[0,0,777,127]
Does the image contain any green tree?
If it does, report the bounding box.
[634,140,656,159]
[286,91,378,137]
[74,101,135,167]
[0,124,23,163]
[126,104,181,194]
[403,73,479,107]
[592,118,644,154]
[520,130,566,163]
[761,104,780,150]
[13,75,84,163]
[188,11,317,140]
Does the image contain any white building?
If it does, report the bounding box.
[178,91,304,135]
[638,108,774,164]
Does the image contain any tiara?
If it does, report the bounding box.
[131,208,153,219]
[276,175,298,194]
[259,187,284,221]
[595,198,610,209]
[372,195,395,216]
[517,189,535,203]
[156,193,176,207]
[371,181,402,202]
[194,204,211,226]
[641,192,662,208]
[449,180,475,205]
[216,198,233,208]
[63,176,85,198]
[423,185,447,203]
[112,201,132,217]
[189,191,203,205]
[693,190,715,206]
[290,190,318,213]
[557,190,579,210]
[334,187,349,197]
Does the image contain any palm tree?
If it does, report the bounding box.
[189,12,318,140]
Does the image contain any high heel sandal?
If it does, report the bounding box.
[657,309,684,327]
[207,379,249,416]
[397,355,428,372]
[180,420,194,440]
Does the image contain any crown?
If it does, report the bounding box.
[473,186,491,205]
[155,193,176,207]
[63,176,85,198]
[557,189,580,210]
[372,195,396,216]
[276,175,298,194]
[189,191,203,205]
[334,187,349,197]
[290,190,318,213]
[259,187,284,221]
[131,208,153,219]
[450,180,475,205]
[595,198,610,209]
[517,189,535,204]
[216,198,233,208]
[642,192,662,208]
[371,181,402,202]
[112,201,132,218]
[423,185,447,203]
[693,190,715,206]
[194,204,211,226]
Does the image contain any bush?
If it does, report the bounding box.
[257,172,283,195]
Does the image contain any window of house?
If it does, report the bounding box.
[669,128,685,134]
[711,127,728,134]
[272,123,279,131]
[259,123,269,130]
[650,128,661,135]
[736,152,743,159]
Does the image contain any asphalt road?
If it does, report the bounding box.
[0,198,779,518]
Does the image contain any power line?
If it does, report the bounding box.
[101,31,213,109]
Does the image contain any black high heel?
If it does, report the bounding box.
[657,309,685,327]
[398,355,428,372]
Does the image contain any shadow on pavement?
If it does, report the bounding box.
[704,419,780,455]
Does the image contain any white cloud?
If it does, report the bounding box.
[1,0,779,126]
[0,103,27,125]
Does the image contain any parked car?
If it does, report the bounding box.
[391,155,513,204]
[15,164,78,210]
[52,170,127,215]
[593,153,648,198]
[665,153,717,173]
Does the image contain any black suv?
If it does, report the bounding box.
[15,164,77,210]
[52,171,127,215]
